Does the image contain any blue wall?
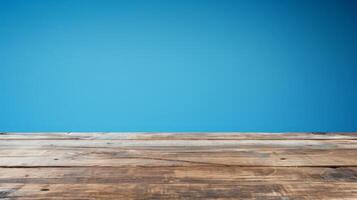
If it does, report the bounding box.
[1,0,356,132]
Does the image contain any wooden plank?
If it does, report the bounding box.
[0,139,356,167]
[0,149,356,167]
[1,132,357,140]
[2,182,356,200]
[1,166,356,183]
[0,139,356,149]
[0,167,356,199]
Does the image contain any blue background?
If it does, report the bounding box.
[1,0,356,132]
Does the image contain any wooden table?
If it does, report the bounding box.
[0,132,356,199]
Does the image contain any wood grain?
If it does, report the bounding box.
[0,132,356,199]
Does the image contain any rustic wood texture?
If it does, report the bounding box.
[0,132,356,199]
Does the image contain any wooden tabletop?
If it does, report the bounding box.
[0,132,356,199]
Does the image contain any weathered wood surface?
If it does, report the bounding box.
[0,133,356,199]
